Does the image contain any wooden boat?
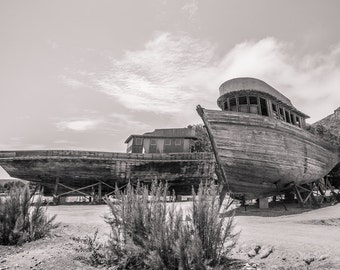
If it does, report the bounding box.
[0,150,214,197]
[197,77,340,199]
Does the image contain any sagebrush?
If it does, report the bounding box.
[102,181,238,269]
[0,185,58,245]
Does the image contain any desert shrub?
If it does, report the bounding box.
[0,185,58,245]
[104,181,238,270]
[72,229,106,266]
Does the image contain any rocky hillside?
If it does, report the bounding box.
[312,107,340,135]
[313,107,340,188]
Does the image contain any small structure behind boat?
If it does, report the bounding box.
[125,128,197,154]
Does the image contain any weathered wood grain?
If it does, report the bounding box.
[198,108,340,199]
[0,151,215,195]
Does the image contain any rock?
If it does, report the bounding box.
[248,249,257,258]
[259,246,274,259]
[0,259,6,263]
[303,257,315,265]
[319,254,329,261]
[254,245,261,254]
[271,266,285,270]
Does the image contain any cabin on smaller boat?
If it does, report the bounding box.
[217,77,310,129]
[125,128,197,154]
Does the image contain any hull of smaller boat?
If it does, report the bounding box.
[0,150,214,195]
[198,108,340,199]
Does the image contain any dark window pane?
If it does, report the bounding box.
[290,113,296,125]
[229,97,236,106]
[260,98,268,116]
[296,116,301,127]
[224,101,228,110]
[285,110,291,123]
[279,107,284,116]
[249,96,258,104]
[239,96,247,105]
[272,103,277,112]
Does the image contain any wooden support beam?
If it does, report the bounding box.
[53,175,60,205]
[54,175,59,196]
[101,181,116,191]
[98,181,102,203]
[294,185,304,206]
[58,182,98,197]
[274,181,287,211]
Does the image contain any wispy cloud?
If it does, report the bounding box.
[64,33,340,123]
[95,32,215,114]
[59,75,87,88]
[181,0,199,22]
[109,113,150,131]
[56,119,102,131]
[216,38,340,121]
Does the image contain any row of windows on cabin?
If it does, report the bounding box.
[223,95,303,128]
[133,138,182,146]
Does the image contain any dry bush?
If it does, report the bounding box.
[104,181,238,270]
[72,229,106,266]
[0,185,58,245]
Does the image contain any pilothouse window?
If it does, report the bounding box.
[296,116,301,127]
[272,103,279,119]
[229,97,237,111]
[238,96,248,112]
[290,113,296,125]
[279,107,285,120]
[223,101,228,111]
[260,98,269,116]
[238,96,247,105]
[285,110,291,123]
[249,96,258,114]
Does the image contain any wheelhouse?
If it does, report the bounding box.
[217,78,310,129]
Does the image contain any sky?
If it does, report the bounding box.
[1,0,340,178]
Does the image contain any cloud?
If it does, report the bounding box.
[55,114,149,136]
[215,38,340,121]
[181,0,199,21]
[67,33,340,123]
[56,119,101,131]
[95,32,215,114]
[59,75,87,88]
[109,113,150,132]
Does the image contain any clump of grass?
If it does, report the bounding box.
[103,181,238,269]
[0,185,58,245]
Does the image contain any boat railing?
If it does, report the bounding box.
[0,150,214,161]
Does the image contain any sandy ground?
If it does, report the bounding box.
[0,202,339,270]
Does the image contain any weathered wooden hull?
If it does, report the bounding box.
[0,150,215,195]
[198,108,340,199]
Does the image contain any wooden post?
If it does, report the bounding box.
[98,181,102,203]
[53,175,60,205]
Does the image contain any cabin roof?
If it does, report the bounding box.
[218,77,310,119]
[219,77,293,106]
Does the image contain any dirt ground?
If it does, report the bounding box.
[0,202,339,270]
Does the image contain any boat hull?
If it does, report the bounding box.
[199,108,340,199]
[0,150,214,195]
